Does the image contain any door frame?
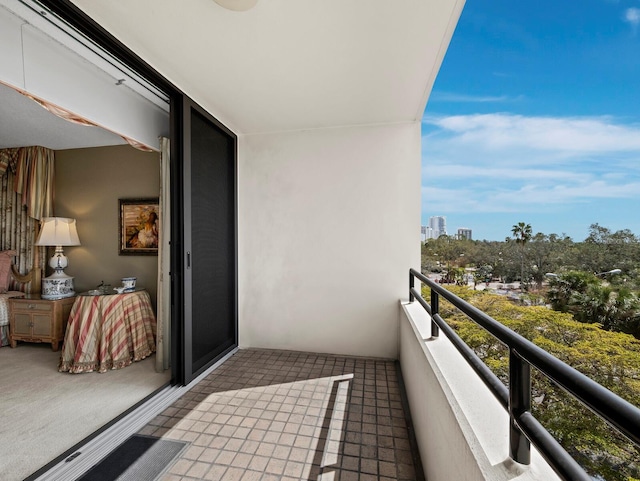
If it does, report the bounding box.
[172,95,239,385]
[38,0,240,386]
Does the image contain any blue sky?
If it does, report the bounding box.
[422,0,640,241]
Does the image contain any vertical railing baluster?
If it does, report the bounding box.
[509,349,531,464]
[408,269,639,478]
[430,288,440,338]
[409,271,415,302]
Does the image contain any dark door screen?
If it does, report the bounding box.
[183,102,237,381]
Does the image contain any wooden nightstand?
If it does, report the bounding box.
[9,296,76,351]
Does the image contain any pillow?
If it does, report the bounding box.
[0,250,17,294]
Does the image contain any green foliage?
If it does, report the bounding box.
[512,222,533,246]
[422,222,640,291]
[546,271,640,337]
[474,264,493,284]
[546,271,599,313]
[511,222,533,288]
[426,285,640,480]
[422,222,640,339]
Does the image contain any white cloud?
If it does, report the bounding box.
[421,113,640,215]
[424,113,640,154]
[488,180,640,204]
[428,91,515,103]
[423,164,590,182]
[421,186,495,214]
[625,8,640,27]
[423,180,640,214]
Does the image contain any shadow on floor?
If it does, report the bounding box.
[140,349,421,481]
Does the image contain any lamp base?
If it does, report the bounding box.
[41,275,75,300]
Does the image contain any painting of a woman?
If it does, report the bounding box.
[120,199,159,255]
[128,211,158,249]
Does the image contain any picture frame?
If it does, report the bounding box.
[119,198,159,255]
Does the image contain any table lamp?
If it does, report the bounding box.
[35,217,81,299]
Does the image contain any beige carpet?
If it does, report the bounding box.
[0,343,171,481]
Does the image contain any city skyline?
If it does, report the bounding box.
[422,216,473,241]
[421,1,640,242]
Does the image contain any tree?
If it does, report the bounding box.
[511,222,532,287]
[576,224,639,276]
[574,285,640,332]
[474,264,494,289]
[546,271,599,313]
[528,233,558,288]
[429,285,640,481]
[425,235,466,282]
[546,271,640,339]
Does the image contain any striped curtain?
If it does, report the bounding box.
[0,146,55,293]
[0,148,20,177]
[156,137,171,372]
[14,146,55,221]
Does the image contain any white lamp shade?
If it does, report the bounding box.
[35,217,81,246]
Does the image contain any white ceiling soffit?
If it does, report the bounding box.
[0,1,170,150]
[68,0,465,135]
[0,80,126,149]
[213,0,259,11]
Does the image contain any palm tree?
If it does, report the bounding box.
[511,222,532,287]
[576,285,640,332]
[546,271,598,313]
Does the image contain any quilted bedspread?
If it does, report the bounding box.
[0,291,26,347]
[59,290,156,373]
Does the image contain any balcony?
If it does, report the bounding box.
[145,349,422,481]
[8,3,637,480]
[44,348,422,481]
[40,273,640,481]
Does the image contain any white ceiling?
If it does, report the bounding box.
[69,0,465,135]
[0,81,126,150]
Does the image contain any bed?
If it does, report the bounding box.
[0,291,26,346]
[0,250,31,346]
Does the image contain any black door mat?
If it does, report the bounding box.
[78,434,187,481]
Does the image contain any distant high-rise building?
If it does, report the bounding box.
[421,225,437,242]
[428,216,447,238]
[457,228,472,240]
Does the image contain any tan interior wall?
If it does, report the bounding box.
[54,145,160,307]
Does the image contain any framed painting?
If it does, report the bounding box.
[119,198,159,255]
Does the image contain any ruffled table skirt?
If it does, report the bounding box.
[59,290,156,373]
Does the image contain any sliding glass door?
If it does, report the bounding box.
[37,0,239,387]
[174,97,238,384]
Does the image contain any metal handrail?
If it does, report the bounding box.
[409,268,640,481]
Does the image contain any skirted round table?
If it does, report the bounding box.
[58,289,156,373]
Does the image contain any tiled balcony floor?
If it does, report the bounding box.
[139,349,421,481]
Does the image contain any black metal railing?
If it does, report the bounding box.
[409,268,640,481]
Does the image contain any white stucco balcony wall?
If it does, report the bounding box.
[399,300,562,481]
[238,122,421,359]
